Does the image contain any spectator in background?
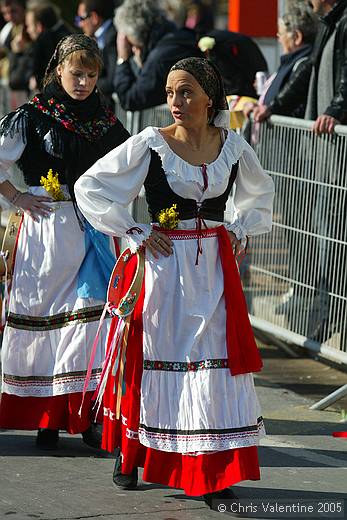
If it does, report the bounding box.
[243,7,317,322]
[0,6,12,46]
[198,29,268,99]
[243,6,317,119]
[25,2,72,90]
[114,0,203,111]
[0,8,12,80]
[184,0,214,35]
[254,0,347,132]
[158,0,186,28]
[254,0,347,346]
[0,0,25,39]
[0,0,31,106]
[76,0,118,107]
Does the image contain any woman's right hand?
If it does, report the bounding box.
[16,193,53,221]
[228,231,243,256]
[143,230,173,259]
[253,104,271,123]
[242,101,257,118]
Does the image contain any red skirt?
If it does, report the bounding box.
[0,391,97,434]
[101,228,261,496]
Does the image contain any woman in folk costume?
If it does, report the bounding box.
[0,34,129,449]
[75,57,274,508]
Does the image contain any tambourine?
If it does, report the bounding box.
[0,211,22,279]
[107,247,145,318]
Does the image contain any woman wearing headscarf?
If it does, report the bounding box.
[75,57,274,508]
[0,34,129,449]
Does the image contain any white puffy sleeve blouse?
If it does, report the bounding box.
[74,126,275,252]
[0,120,26,183]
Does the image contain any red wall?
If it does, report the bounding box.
[228,0,278,38]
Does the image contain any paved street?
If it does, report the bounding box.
[1,343,347,520]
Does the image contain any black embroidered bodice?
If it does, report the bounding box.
[0,102,129,198]
[144,149,238,223]
[16,107,67,186]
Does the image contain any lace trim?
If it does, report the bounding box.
[225,220,247,241]
[7,305,105,331]
[2,369,101,397]
[142,127,246,186]
[138,417,265,452]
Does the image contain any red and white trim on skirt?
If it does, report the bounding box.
[0,391,99,434]
[101,226,262,496]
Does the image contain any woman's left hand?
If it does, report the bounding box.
[144,230,173,259]
[228,231,243,256]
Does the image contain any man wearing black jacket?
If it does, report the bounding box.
[114,0,203,111]
[25,3,72,90]
[254,0,347,134]
[77,0,117,106]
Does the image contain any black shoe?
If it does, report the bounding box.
[112,453,138,490]
[36,428,59,450]
[203,488,238,511]
[81,423,102,449]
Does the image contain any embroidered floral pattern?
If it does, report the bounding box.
[144,358,229,372]
[7,305,106,331]
[3,368,101,385]
[29,95,117,142]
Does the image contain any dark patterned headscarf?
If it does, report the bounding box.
[169,57,228,112]
[44,34,103,83]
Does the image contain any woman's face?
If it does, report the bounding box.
[56,58,98,101]
[1,2,25,25]
[277,19,297,54]
[165,70,211,128]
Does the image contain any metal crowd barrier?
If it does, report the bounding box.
[249,115,347,408]
[249,116,347,362]
[0,79,10,118]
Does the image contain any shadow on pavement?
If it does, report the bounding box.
[0,430,112,458]
[263,418,347,437]
[258,445,347,468]
[136,482,171,492]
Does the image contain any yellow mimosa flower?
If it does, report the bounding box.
[40,169,66,201]
[157,204,180,230]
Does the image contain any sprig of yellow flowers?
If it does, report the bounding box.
[157,203,180,230]
[40,169,66,201]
